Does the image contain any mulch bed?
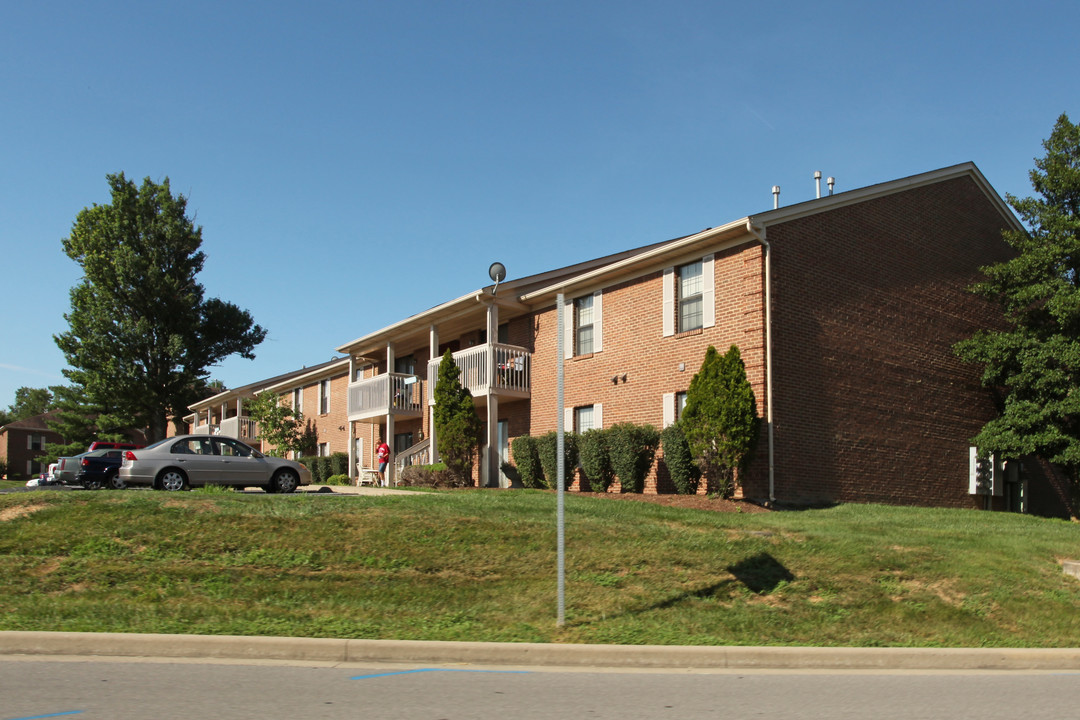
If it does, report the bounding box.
[571,491,771,513]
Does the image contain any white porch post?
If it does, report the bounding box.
[429,324,439,464]
[485,303,499,487]
[385,342,396,486]
[347,356,357,479]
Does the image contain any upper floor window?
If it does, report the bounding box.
[564,290,603,358]
[27,433,44,451]
[678,261,704,332]
[319,379,331,415]
[663,254,714,337]
[293,388,303,414]
[575,295,594,355]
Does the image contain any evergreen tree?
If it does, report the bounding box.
[55,173,266,442]
[955,113,1080,510]
[679,345,760,497]
[433,349,481,482]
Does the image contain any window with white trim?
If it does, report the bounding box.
[319,379,330,415]
[571,403,603,433]
[678,260,703,332]
[564,290,603,358]
[663,254,715,337]
[662,392,689,427]
[318,442,329,457]
[293,388,303,414]
[575,295,594,355]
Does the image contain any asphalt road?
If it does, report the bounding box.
[3,657,1080,720]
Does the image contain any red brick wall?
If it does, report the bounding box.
[761,176,1028,508]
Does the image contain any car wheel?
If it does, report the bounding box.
[82,478,102,491]
[106,471,126,490]
[271,469,299,494]
[157,469,188,492]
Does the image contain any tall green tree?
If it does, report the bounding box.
[433,349,481,482]
[55,173,266,442]
[679,345,760,497]
[246,391,305,457]
[6,387,54,421]
[955,113,1080,510]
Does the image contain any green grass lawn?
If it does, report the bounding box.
[2,488,1080,647]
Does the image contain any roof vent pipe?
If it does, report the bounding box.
[772,185,780,209]
[814,171,822,198]
[827,176,835,196]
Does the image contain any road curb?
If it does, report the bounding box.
[3,632,1080,670]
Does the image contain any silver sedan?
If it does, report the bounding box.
[119,435,311,492]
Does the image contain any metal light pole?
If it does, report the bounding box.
[556,292,565,626]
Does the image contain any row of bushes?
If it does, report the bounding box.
[507,423,703,495]
[297,452,350,485]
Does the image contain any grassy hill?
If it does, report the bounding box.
[2,487,1080,647]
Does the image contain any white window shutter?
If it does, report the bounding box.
[662,393,675,428]
[27,434,33,450]
[563,301,574,359]
[702,253,715,329]
[563,406,574,432]
[594,403,603,429]
[593,290,603,352]
[662,267,674,337]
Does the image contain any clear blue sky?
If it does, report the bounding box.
[2,0,1077,410]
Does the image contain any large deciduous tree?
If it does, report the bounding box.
[955,114,1080,510]
[679,344,760,497]
[55,173,266,442]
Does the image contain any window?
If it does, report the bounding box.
[663,255,714,337]
[676,391,688,421]
[319,379,330,414]
[318,442,329,457]
[564,290,603,358]
[574,405,595,433]
[293,388,302,414]
[575,295,594,355]
[27,433,44,451]
[678,260,703,332]
[394,432,414,454]
[662,392,688,428]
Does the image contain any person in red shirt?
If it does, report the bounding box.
[375,439,391,487]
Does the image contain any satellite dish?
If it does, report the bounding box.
[488,262,506,296]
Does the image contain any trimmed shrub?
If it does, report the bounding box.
[510,436,544,489]
[661,423,700,495]
[324,474,351,486]
[297,455,318,480]
[578,428,615,493]
[398,462,467,488]
[608,422,659,493]
[536,431,578,490]
[314,456,332,484]
[329,452,349,477]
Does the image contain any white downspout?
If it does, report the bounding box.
[746,220,776,505]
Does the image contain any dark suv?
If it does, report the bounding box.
[75,449,127,490]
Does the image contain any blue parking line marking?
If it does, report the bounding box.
[6,712,83,720]
[351,668,530,680]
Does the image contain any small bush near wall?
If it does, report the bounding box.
[608,423,660,494]
[324,474,350,486]
[537,431,578,490]
[315,456,332,484]
[399,462,467,488]
[510,436,544,489]
[578,428,615,493]
[661,424,700,495]
[329,452,349,477]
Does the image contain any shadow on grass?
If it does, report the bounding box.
[727,552,795,594]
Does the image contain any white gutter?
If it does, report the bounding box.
[746,220,776,505]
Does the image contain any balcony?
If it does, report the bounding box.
[427,343,531,404]
[192,417,259,441]
[348,372,424,423]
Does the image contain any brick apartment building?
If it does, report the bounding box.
[177,162,1072,517]
[0,411,65,480]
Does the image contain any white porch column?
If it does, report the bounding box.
[485,303,499,487]
[429,324,439,464]
[385,342,396,486]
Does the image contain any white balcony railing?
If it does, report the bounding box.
[427,343,531,402]
[348,372,423,420]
